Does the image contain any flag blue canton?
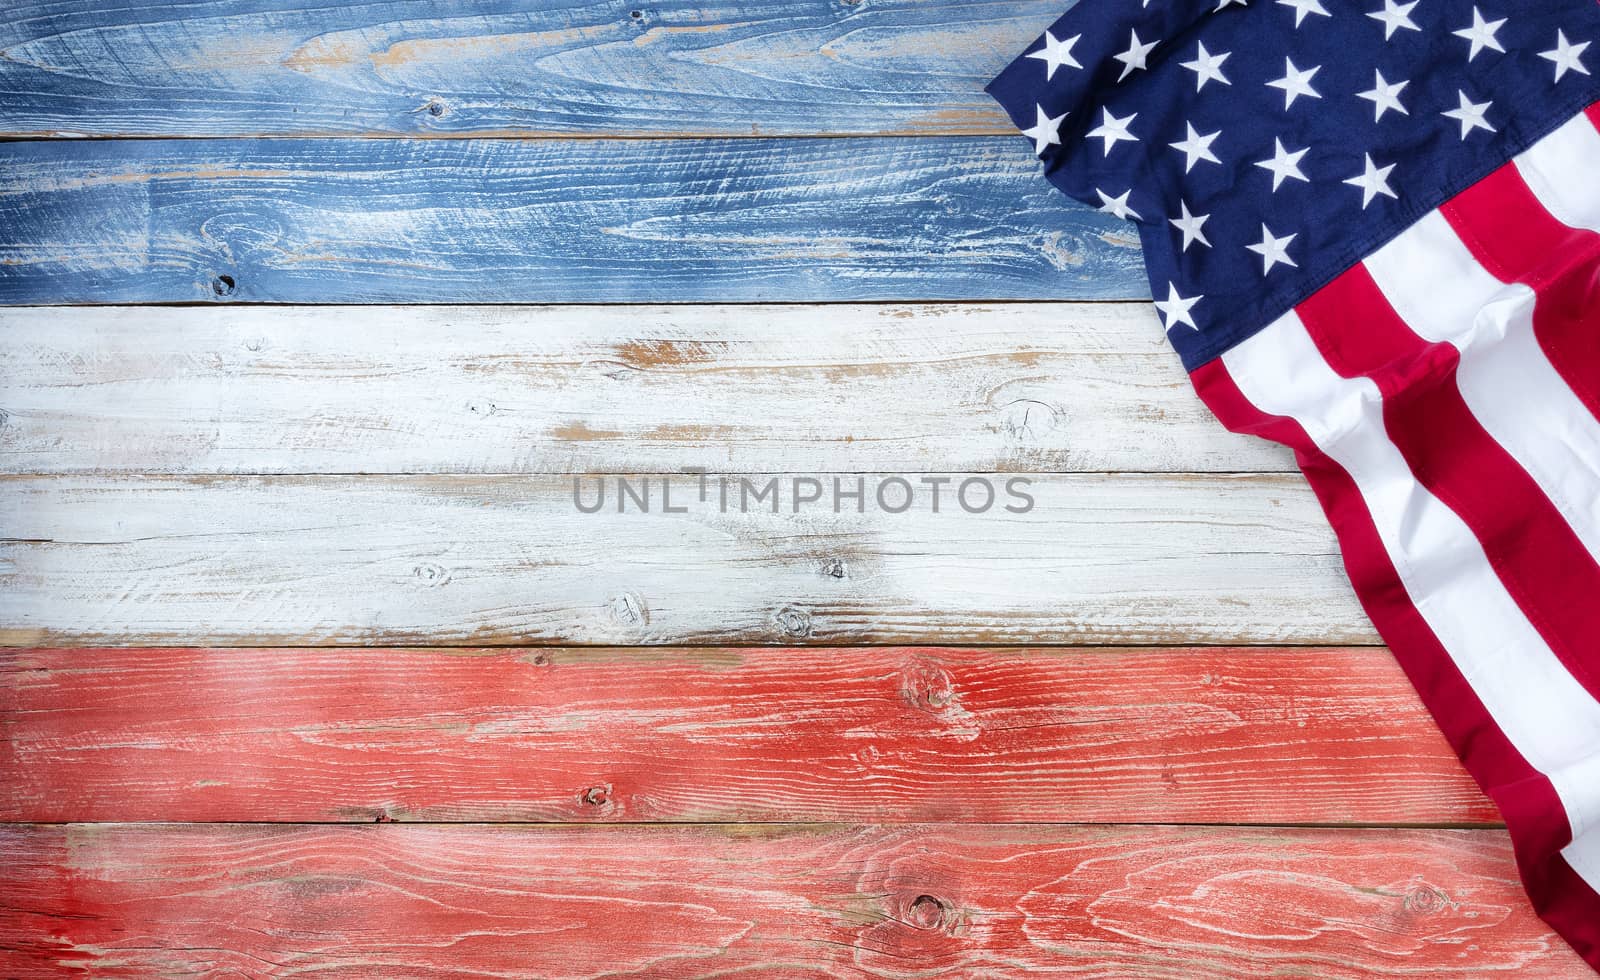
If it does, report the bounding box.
[986,0,1600,370]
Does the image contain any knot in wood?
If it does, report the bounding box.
[1001,398,1061,442]
[899,658,956,712]
[582,784,612,807]
[1404,882,1452,915]
[773,605,812,638]
[820,558,847,580]
[906,894,949,931]
[210,274,237,298]
[607,592,648,630]
[412,562,450,586]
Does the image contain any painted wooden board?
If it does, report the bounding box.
[2,823,1585,977]
[0,473,1370,646]
[0,0,1068,140]
[0,0,1060,138]
[0,303,1289,476]
[0,136,1144,305]
[0,645,1490,825]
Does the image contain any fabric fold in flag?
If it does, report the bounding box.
[987,0,1600,969]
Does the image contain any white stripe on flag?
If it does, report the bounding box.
[1363,211,1600,565]
[1219,311,1600,884]
[1514,107,1600,888]
[1515,110,1600,232]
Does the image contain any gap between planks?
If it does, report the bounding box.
[0,132,1037,142]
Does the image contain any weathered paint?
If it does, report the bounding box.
[0,303,1289,475]
[0,1,1549,968]
[0,136,1144,305]
[1,823,1581,977]
[0,473,1369,647]
[0,645,1492,825]
[0,0,1062,137]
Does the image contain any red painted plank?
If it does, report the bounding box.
[0,646,1493,825]
[0,823,1583,977]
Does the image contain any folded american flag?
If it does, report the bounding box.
[987,0,1600,967]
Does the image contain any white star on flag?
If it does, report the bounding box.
[1454,8,1507,62]
[1020,104,1066,155]
[1443,91,1496,138]
[1367,0,1420,39]
[1256,138,1310,191]
[1358,70,1410,121]
[1170,123,1223,173]
[1181,42,1232,91]
[1541,30,1591,82]
[1114,29,1159,81]
[1267,58,1322,109]
[1154,283,1204,331]
[1170,202,1211,252]
[1247,224,1298,273]
[1027,30,1082,80]
[1087,108,1140,154]
[1095,188,1142,221]
[1277,0,1330,28]
[1344,154,1398,208]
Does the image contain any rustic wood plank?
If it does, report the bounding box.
[0,645,1490,825]
[0,473,1370,647]
[0,0,1057,138]
[1,823,1584,977]
[0,136,1143,305]
[0,303,1289,476]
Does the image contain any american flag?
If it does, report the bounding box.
[987,0,1600,967]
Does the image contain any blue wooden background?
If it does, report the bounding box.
[0,0,1152,305]
[0,0,1057,137]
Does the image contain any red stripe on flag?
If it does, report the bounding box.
[1441,162,1600,423]
[1295,263,1600,704]
[1190,357,1600,970]
[1540,853,1600,970]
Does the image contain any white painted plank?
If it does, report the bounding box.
[0,304,1289,475]
[0,473,1370,646]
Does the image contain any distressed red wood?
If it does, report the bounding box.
[0,823,1583,977]
[0,646,1493,825]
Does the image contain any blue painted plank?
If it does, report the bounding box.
[0,0,1061,137]
[0,137,1147,305]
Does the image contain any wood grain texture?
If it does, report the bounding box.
[0,473,1370,647]
[0,645,1492,825]
[3,823,1586,977]
[0,4,1529,972]
[0,136,1142,305]
[0,0,1058,138]
[0,303,1290,476]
